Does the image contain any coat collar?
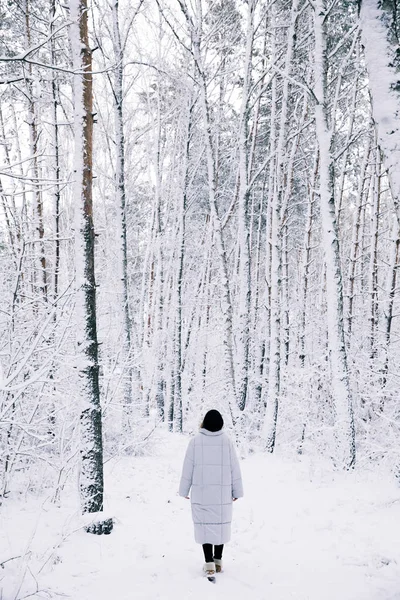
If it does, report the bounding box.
[199,428,224,436]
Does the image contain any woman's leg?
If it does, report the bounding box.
[214,544,224,560]
[202,544,213,563]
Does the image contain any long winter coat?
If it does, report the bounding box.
[179,428,244,545]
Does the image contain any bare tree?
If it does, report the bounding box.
[314,0,356,468]
[70,0,108,523]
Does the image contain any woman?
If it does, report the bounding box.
[179,409,243,578]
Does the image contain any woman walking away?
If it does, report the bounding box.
[179,409,243,580]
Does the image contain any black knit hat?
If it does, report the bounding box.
[201,409,224,432]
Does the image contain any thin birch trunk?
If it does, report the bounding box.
[347,137,371,340]
[276,0,300,371]
[9,104,29,241]
[296,158,318,455]
[299,153,318,367]
[314,0,356,469]
[368,144,381,359]
[236,0,256,412]
[381,221,400,404]
[250,179,267,413]
[263,0,299,449]
[360,172,373,298]
[50,0,61,302]
[111,0,134,420]
[0,107,20,262]
[174,100,194,432]
[335,65,359,220]
[262,6,280,452]
[24,0,48,302]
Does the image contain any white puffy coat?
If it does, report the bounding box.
[179,428,243,545]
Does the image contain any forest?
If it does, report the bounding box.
[1,0,400,549]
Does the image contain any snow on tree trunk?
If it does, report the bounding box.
[299,153,318,367]
[174,99,193,432]
[314,0,356,469]
[360,0,400,222]
[111,0,134,423]
[24,0,48,302]
[263,0,298,450]
[70,0,105,515]
[347,136,371,340]
[50,0,61,303]
[262,7,280,452]
[381,219,400,404]
[368,143,381,359]
[263,174,281,452]
[236,0,256,412]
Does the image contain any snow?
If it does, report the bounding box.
[1,432,400,599]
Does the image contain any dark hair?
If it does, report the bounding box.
[201,409,224,432]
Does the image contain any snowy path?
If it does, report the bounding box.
[2,433,400,600]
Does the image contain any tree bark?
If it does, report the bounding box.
[263,5,280,452]
[24,0,48,302]
[360,0,400,223]
[314,0,356,469]
[71,0,104,514]
[347,136,371,340]
[368,143,381,359]
[174,99,194,432]
[111,0,134,423]
[236,0,256,412]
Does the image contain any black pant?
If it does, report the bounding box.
[202,543,223,563]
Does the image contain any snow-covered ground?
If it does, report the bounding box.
[1,433,400,600]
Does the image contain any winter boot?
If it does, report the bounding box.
[204,562,215,577]
[214,558,223,573]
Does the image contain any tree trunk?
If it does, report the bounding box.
[381,220,400,404]
[360,0,400,223]
[236,0,256,412]
[70,0,105,515]
[263,5,280,452]
[50,0,61,303]
[299,153,318,366]
[174,99,194,432]
[314,0,356,469]
[111,0,134,423]
[368,143,381,359]
[347,136,371,340]
[24,0,48,302]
